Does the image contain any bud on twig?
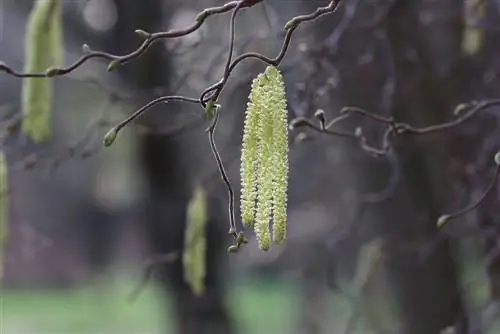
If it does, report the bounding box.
[134,29,151,39]
[82,44,91,54]
[45,67,61,77]
[314,109,326,129]
[103,127,118,147]
[495,151,500,166]
[437,215,450,229]
[107,60,121,72]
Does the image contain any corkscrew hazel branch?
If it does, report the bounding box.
[200,1,344,105]
[102,95,199,147]
[205,104,242,246]
[1,0,345,252]
[0,1,261,78]
[289,100,500,231]
[437,157,500,229]
[290,99,500,156]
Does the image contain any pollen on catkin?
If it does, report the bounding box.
[254,74,274,251]
[240,65,289,251]
[265,66,288,243]
[240,74,265,228]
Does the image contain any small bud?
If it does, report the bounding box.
[204,100,219,120]
[82,44,91,54]
[354,127,363,137]
[495,152,500,166]
[314,109,326,121]
[103,127,118,147]
[339,107,351,114]
[284,19,298,30]
[227,245,239,253]
[437,215,450,229]
[228,227,236,235]
[453,103,469,115]
[195,11,209,22]
[45,67,61,77]
[314,109,326,129]
[107,60,120,72]
[289,117,308,130]
[236,232,248,245]
[134,29,151,39]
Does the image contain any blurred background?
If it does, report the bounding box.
[1,0,500,333]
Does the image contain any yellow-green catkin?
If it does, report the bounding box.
[0,151,7,282]
[462,0,484,55]
[266,66,288,244]
[183,185,208,296]
[240,66,289,251]
[240,75,265,228]
[22,0,64,142]
[254,73,273,251]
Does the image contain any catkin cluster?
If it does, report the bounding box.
[240,65,289,251]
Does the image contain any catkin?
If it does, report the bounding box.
[22,0,64,142]
[462,0,484,55]
[254,74,273,251]
[183,185,208,296]
[266,66,288,243]
[240,75,265,228]
[240,66,289,251]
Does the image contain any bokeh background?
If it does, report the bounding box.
[1,0,500,333]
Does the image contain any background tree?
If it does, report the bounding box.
[2,1,500,334]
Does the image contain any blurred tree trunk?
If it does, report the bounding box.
[299,0,470,332]
[376,1,468,332]
[475,1,500,305]
[111,1,233,334]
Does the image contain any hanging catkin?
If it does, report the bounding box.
[183,185,208,296]
[240,75,264,228]
[240,65,289,251]
[266,66,288,244]
[22,0,64,142]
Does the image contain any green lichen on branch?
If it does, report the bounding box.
[183,185,208,296]
[240,65,289,251]
[22,0,64,142]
